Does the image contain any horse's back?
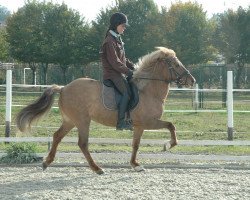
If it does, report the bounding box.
[59,78,102,117]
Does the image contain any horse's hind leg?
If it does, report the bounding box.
[130,127,145,172]
[43,120,74,170]
[77,119,104,175]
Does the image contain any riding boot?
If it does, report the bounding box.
[116,93,133,131]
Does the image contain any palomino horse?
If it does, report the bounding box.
[16,47,195,174]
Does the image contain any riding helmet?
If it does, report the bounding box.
[109,12,129,31]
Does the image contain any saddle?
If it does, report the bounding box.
[102,80,139,111]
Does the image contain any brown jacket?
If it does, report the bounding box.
[100,32,134,81]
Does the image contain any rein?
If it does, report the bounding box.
[135,77,172,84]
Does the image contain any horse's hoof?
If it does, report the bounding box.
[133,165,145,172]
[165,140,177,150]
[165,142,171,149]
[170,141,177,149]
[42,162,48,171]
[96,169,105,175]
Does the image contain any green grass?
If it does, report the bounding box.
[0,90,250,156]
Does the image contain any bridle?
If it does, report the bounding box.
[135,56,191,85]
[165,56,191,85]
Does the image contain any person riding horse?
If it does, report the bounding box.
[100,12,134,131]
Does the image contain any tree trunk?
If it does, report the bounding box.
[235,62,244,89]
[29,63,37,85]
[60,65,68,84]
[41,63,48,85]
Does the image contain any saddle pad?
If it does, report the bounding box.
[102,85,117,110]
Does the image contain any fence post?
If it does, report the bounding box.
[227,71,234,140]
[194,83,199,111]
[0,63,14,138]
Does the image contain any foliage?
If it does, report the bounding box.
[0,6,11,63]
[0,143,41,164]
[162,1,211,64]
[211,7,250,87]
[212,7,250,64]
[6,1,91,84]
[0,28,10,61]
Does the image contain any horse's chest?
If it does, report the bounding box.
[138,99,164,118]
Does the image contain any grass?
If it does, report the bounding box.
[0,143,41,164]
[0,89,250,156]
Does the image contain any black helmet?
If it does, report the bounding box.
[109,12,129,31]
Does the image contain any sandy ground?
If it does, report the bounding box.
[0,164,249,200]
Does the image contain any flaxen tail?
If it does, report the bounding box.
[16,85,63,132]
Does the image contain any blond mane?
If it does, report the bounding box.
[133,47,176,90]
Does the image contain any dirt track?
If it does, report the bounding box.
[1,165,249,200]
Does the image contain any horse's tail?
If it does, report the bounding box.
[16,85,63,132]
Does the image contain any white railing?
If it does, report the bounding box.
[1,136,250,146]
[0,70,250,142]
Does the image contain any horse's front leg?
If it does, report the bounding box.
[143,119,177,149]
[130,127,145,172]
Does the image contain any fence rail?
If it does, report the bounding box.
[0,137,250,146]
[1,71,250,141]
[1,84,250,113]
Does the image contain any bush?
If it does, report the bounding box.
[0,143,42,164]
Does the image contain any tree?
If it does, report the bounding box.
[0,28,10,61]
[6,1,44,84]
[6,1,91,84]
[212,7,250,87]
[162,2,212,64]
[40,2,90,83]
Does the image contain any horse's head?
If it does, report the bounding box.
[157,47,196,86]
[133,47,196,90]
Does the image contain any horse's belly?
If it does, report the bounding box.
[89,104,117,127]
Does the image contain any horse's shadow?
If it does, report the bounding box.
[1,167,142,197]
[1,168,96,196]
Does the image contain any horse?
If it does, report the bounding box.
[16,47,195,174]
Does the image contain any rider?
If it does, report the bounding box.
[100,12,134,131]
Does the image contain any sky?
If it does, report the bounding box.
[0,0,249,21]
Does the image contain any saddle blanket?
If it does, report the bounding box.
[102,85,117,110]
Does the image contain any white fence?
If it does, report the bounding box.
[0,66,250,145]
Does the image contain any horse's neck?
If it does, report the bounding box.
[142,81,170,101]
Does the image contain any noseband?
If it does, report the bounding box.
[165,57,191,85]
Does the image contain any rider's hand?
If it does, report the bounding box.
[127,70,133,82]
